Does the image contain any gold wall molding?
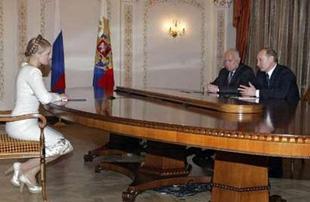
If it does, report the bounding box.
[40,0,47,36]
[119,1,134,116]
[216,9,225,69]
[18,0,28,66]
[143,0,206,89]
[0,0,4,99]
[123,3,133,87]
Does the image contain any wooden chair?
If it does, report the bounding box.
[0,112,47,201]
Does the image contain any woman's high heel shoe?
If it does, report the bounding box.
[19,175,42,194]
[4,162,22,187]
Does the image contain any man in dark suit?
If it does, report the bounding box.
[206,49,255,95]
[239,48,300,178]
[191,49,255,167]
[239,48,300,102]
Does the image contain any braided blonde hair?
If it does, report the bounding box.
[25,34,51,57]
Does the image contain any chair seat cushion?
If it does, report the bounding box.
[0,133,40,158]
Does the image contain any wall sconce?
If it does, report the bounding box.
[213,0,233,7]
[168,20,185,38]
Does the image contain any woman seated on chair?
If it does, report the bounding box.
[5,34,73,193]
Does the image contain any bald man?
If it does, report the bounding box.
[207,49,255,95]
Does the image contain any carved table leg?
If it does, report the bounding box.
[84,134,142,162]
[84,145,108,162]
[122,188,139,202]
[92,141,211,202]
[120,151,211,202]
[122,175,211,202]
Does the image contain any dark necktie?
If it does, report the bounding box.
[266,73,270,87]
[228,71,234,84]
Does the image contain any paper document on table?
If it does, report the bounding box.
[236,96,259,103]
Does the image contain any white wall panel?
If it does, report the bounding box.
[0,0,18,109]
[0,0,235,110]
[146,2,202,90]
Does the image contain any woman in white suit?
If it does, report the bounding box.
[5,34,73,193]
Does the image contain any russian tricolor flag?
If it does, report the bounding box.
[51,0,65,93]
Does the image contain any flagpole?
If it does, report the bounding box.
[54,0,61,39]
[52,0,65,126]
[100,0,107,19]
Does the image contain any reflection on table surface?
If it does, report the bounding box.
[53,86,310,136]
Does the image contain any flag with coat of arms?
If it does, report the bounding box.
[92,7,114,96]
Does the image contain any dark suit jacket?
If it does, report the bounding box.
[211,63,255,95]
[255,64,300,102]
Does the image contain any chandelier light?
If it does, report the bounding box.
[168,20,185,38]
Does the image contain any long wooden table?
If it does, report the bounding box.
[43,86,310,202]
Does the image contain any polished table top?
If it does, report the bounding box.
[45,86,310,158]
[44,86,310,202]
[53,86,310,136]
[115,86,264,113]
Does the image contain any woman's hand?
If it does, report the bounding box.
[60,94,68,102]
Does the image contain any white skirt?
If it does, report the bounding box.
[6,119,73,157]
